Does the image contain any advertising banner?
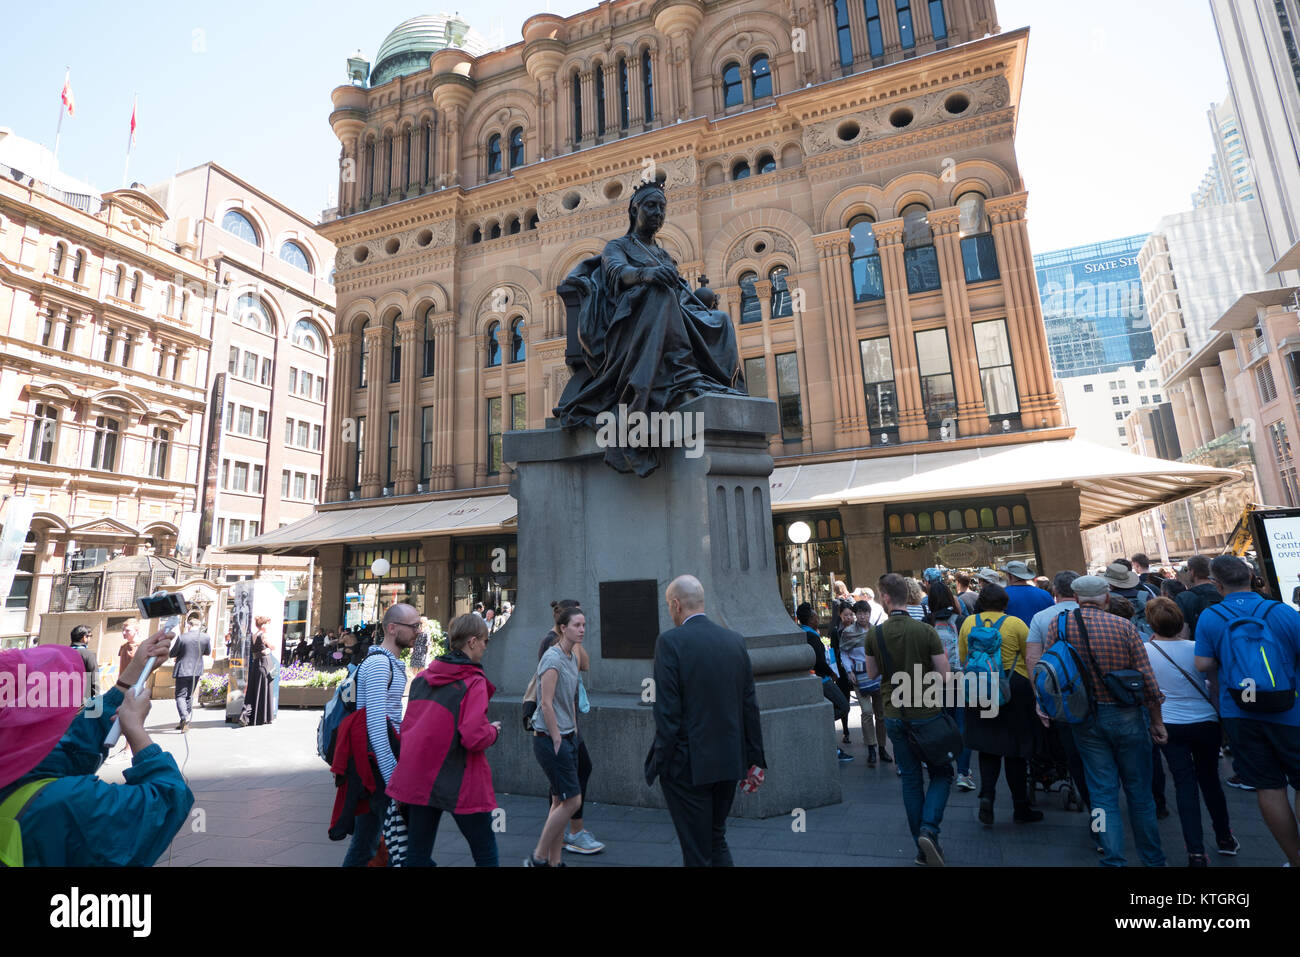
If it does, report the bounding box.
[1257,511,1300,611]
[0,496,36,602]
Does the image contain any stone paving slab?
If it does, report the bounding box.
[96,698,1288,867]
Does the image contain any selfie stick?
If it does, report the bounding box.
[103,616,180,750]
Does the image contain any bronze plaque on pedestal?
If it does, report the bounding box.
[599,579,659,659]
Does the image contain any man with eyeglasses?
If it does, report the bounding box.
[342,602,417,866]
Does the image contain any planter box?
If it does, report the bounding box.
[278,685,333,708]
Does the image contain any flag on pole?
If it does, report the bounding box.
[129,97,137,150]
[60,70,75,117]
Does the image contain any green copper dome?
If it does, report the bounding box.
[371,14,491,86]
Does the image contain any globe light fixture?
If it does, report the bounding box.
[788,521,812,544]
[371,557,391,577]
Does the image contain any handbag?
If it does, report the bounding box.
[521,673,538,732]
[873,623,961,766]
[577,676,590,714]
[1074,610,1144,707]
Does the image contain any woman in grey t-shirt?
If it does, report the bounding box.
[527,605,586,866]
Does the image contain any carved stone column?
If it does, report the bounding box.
[875,220,927,442]
[431,312,457,490]
[361,323,387,498]
[929,208,987,436]
[396,316,420,494]
[326,332,353,500]
[629,51,646,127]
[580,70,597,143]
[814,231,868,443]
[602,61,619,137]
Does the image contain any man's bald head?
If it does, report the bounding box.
[383,602,420,627]
[666,575,706,626]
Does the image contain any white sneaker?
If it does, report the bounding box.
[955,773,977,791]
[563,829,606,854]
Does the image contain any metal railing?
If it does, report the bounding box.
[48,566,222,613]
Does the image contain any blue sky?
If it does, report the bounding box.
[3,0,1227,252]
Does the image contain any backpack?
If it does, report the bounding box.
[317,655,397,765]
[1033,610,1094,724]
[0,778,54,868]
[1206,600,1298,714]
[964,614,1018,706]
[1130,589,1154,641]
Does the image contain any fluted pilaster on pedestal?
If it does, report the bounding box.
[929,209,987,436]
[814,231,868,444]
[361,323,388,498]
[874,220,927,443]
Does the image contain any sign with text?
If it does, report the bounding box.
[1254,509,1300,611]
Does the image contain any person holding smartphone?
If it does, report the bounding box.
[526,605,585,867]
[0,629,194,865]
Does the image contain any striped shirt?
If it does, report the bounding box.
[1046,605,1163,706]
[356,646,406,783]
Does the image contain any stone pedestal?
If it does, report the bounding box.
[483,394,841,817]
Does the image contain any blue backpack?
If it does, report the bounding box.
[965,614,1019,706]
[316,663,360,765]
[1207,600,1298,714]
[1033,610,1094,724]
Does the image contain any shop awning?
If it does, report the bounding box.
[769,438,1239,529]
[237,440,1238,555]
[235,493,517,555]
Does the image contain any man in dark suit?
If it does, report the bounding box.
[170,614,212,732]
[645,574,766,866]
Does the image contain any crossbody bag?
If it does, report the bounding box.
[1147,640,1215,708]
[874,624,962,767]
[1074,610,1144,708]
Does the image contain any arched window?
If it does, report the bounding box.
[487,134,502,175]
[732,160,751,180]
[902,203,941,293]
[148,427,171,479]
[71,249,84,283]
[756,152,776,174]
[364,140,375,199]
[90,416,120,471]
[28,403,58,463]
[509,127,524,168]
[509,318,526,363]
[357,319,370,388]
[486,322,501,367]
[421,120,432,184]
[383,133,394,193]
[738,271,761,324]
[769,265,792,318]
[834,0,853,68]
[235,294,273,333]
[527,212,539,230]
[958,192,999,283]
[112,266,124,297]
[162,285,174,315]
[595,66,607,137]
[292,318,325,354]
[618,57,630,130]
[848,215,884,301]
[722,62,744,108]
[572,72,583,144]
[489,222,502,240]
[50,243,65,275]
[642,49,654,122]
[470,226,482,244]
[423,308,436,377]
[390,316,402,382]
[221,210,260,246]
[750,54,772,99]
[280,241,312,273]
[129,271,142,303]
[506,216,521,235]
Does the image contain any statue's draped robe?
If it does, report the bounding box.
[554,235,744,475]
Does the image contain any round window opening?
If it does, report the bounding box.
[604,181,623,200]
[353,247,369,263]
[561,191,581,211]
[836,121,860,142]
[889,108,914,129]
[944,93,971,115]
[753,241,767,254]
[416,229,433,247]
[384,238,400,255]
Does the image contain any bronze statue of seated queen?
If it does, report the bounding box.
[554,180,745,476]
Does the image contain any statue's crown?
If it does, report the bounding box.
[630,178,665,204]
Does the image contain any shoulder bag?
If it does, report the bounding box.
[1074,610,1144,707]
[1147,640,1215,709]
[874,624,962,767]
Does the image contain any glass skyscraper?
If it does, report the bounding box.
[1033,234,1154,378]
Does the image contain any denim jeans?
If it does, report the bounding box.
[342,790,389,867]
[1161,720,1232,856]
[405,806,499,867]
[886,715,954,842]
[1072,705,1166,866]
[948,706,973,776]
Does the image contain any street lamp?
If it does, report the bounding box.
[371,557,390,622]
[788,522,812,611]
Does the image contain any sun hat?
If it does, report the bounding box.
[922,567,944,584]
[0,645,86,789]
[1102,561,1140,590]
[1003,560,1036,581]
[975,567,1004,586]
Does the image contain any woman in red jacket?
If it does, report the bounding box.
[387,613,502,866]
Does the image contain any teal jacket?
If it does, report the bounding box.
[2,687,194,866]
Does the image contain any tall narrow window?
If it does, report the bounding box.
[750,54,772,99]
[387,412,399,490]
[50,243,65,275]
[915,328,957,436]
[390,316,402,382]
[572,72,583,144]
[90,416,120,470]
[252,464,263,493]
[28,403,57,463]
[509,127,524,168]
[233,461,249,492]
[865,0,885,58]
[641,49,654,123]
[775,353,803,441]
[860,337,899,434]
[509,318,526,363]
[364,140,375,199]
[974,320,1019,419]
[162,285,174,315]
[849,216,885,302]
[486,322,501,367]
[422,121,432,183]
[958,192,999,283]
[769,265,792,318]
[722,62,744,108]
[358,319,369,388]
[929,0,948,42]
[595,66,607,137]
[834,0,853,68]
[487,397,503,475]
[39,310,55,347]
[738,272,761,324]
[421,406,435,484]
[71,250,84,283]
[129,272,141,303]
[487,134,502,175]
[102,327,115,363]
[423,309,436,377]
[354,416,365,490]
[902,204,941,293]
[618,57,630,130]
[112,267,124,298]
[744,357,768,398]
[121,332,135,368]
[512,393,527,433]
[896,0,916,50]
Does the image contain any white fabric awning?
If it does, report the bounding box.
[770,439,1239,529]
[237,439,1239,554]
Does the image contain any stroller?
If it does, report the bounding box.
[1028,723,1084,811]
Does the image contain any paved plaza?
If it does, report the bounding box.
[108,697,1285,868]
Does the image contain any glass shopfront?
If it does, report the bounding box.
[774,512,850,623]
[885,497,1040,577]
[453,536,517,617]
[343,545,425,628]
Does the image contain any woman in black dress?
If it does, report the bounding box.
[240,615,274,726]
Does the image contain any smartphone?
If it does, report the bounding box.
[136,592,187,624]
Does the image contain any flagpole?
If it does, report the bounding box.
[54,67,69,163]
[123,94,137,187]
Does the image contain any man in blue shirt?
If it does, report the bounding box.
[1194,555,1300,867]
[1002,560,1053,626]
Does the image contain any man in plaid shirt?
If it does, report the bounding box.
[1045,575,1168,866]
